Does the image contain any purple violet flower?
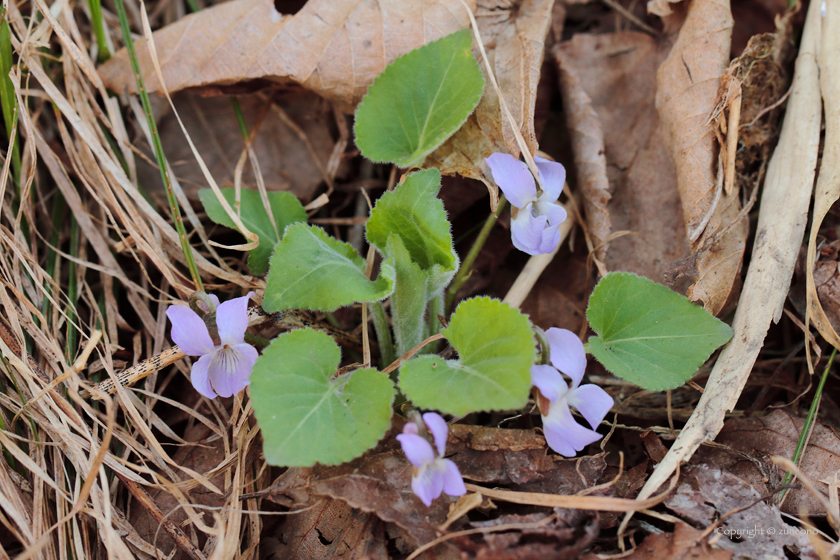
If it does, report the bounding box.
[485,153,568,256]
[397,412,467,506]
[530,328,614,457]
[166,292,258,399]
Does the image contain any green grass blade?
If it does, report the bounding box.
[0,12,20,184]
[112,0,203,291]
[88,0,110,62]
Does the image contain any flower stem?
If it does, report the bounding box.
[445,195,507,312]
[244,333,271,348]
[427,294,443,354]
[533,326,551,365]
[370,302,395,368]
[113,0,204,292]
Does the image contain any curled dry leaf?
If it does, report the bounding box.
[656,0,747,315]
[99,0,471,110]
[425,0,555,192]
[663,464,818,559]
[99,0,555,194]
[553,33,691,287]
[805,0,840,353]
[555,54,611,262]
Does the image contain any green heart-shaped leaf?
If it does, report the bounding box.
[399,297,535,416]
[264,223,394,312]
[587,272,734,391]
[354,29,485,168]
[251,329,395,466]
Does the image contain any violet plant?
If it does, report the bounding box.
[485,153,568,255]
[184,29,734,507]
[166,292,257,399]
[531,328,613,457]
[397,412,467,506]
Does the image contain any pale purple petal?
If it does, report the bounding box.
[538,224,562,254]
[567,384,614,430]
[485,153,536,209]
[542,423,577,457]
[535,199,568,228]
[403,421,419,436]
[441,459,467,496]
[166,305,215,356]
[215,292,253,345]
[542,399,603,457]
[412,465,445,507]
[422,412,449,457]
[397,433,436,468]
[206,343,257,398]
[208,294,220,308]
[511,210,548,256]
[189,353,218,399]
[534,156,566,201]
[530,364,567,403]
[546,328,587,387]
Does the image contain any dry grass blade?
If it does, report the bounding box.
[0,0,270,556]
[465,470,678,511]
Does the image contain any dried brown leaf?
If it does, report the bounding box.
[587,522,732,560]
[265,422,605,549]
[714,410,840,517]
[656,0,748,314]
[448,424,606,494]
[100,0,470,109]
[266,499,388,560]
[664,464,818,559]
[140,92,335,203]
[553,32,691,287]
[555,53,611,261]
[100,0,555,193]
